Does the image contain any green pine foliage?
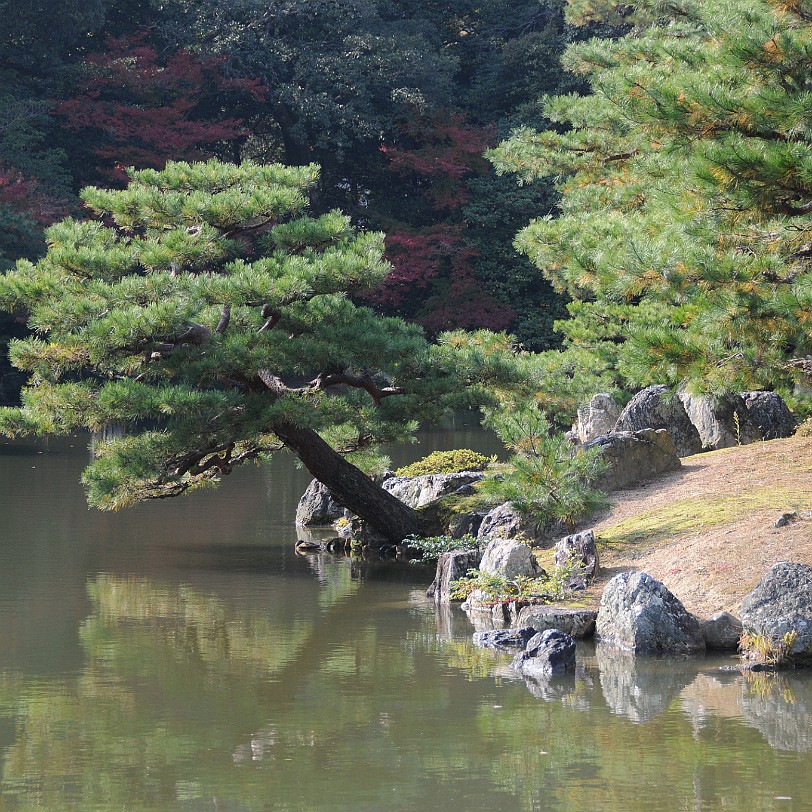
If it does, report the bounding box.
[479,404,607,529]
[490,0,812,404]
[0,159,528,510]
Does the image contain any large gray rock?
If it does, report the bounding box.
[479,538,541,580]
[473,626,538,650]
[296,479,348,526]
[383,471,484,509]
[448,511,487,539]
[700,611,743,651]
[596,571,705,654]
[554,529,599,589]
[741,391,796,440]
[584,429,681,492]
[614,384,702,457]
[739,562,812,664]
[426,549,482,603]
[512,629,577,677]
[679,392,761,450]
[477,502,543,544]
[575,393,620,444]
[516,605,597,638]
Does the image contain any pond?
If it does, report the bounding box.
[0,422,809,811]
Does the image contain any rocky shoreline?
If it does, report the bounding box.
[294,386,811,675]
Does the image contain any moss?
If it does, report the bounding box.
[599,487,811,549]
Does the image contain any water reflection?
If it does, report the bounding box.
[1,434,811,811]
[596,644,697,723]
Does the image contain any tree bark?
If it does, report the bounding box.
[272,421,428,544]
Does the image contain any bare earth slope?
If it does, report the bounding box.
[571,436,812,618]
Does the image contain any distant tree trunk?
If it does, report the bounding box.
[273,421,428,544]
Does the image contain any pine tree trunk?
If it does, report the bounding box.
[273,421,428,544]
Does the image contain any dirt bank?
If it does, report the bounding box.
[562,436,812,617]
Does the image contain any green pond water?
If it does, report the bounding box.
[0,422,809,811]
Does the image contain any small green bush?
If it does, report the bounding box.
[396,449,494,478]
[449,559,579,605]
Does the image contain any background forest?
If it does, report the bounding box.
[0,0,611,372]
[2,0,811,421]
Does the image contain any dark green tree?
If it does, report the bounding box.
[491,0,812,404]
[0,159,524,542]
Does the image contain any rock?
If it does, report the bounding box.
[426,549,482,603]
[584,429,681,493]
[295,479,348,526]
[678,392,761,450]
[775,511,798,528]
[382,471,484,509]
[741,391,795,440]
[479,537,541,580]
[554,529,599,589]
[476,502,544,544]
[596,644,696,722]
[739,562,812,664]
[575,393,620,444]
[596,571,705,654]
[448,511,486,539]
[473,626,538,650]
[512,629,576,677]
[297,470,484,527]
[700,611,743,651]
[516,606,597,638]
[614,384,703,457]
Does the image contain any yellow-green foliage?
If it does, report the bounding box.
[740,630,798,665]
[600,488,811,549]
[796,418,812,438]
[396,449,494,478]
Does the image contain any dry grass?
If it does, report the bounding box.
[569,436,812,618]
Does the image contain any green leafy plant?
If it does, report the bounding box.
[396,449,494,478]
[478,404,607,530]
[404,533,478,563]
[449,556,579,605]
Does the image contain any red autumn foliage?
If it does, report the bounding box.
[380,113,494,211]
[55,33,266,181]
[373,113,513,331]
[0,164,72,225]
[369,223,514,332]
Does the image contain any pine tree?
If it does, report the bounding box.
[0,159,524,542]
[490,0,812,403]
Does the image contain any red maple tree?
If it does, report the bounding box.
[371,113,514,331]
[55,34,265,181]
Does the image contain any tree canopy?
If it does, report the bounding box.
[491,0,812,404]
[0,159,525,539]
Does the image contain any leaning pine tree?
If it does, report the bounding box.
[0,160,523,543]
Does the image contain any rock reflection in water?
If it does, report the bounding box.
[596,643,696,723]
[740,671,812,752]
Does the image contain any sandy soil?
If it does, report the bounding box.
[569,435,812,618]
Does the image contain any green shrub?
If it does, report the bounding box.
[396,449,494,478]
[448,562,577,605]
